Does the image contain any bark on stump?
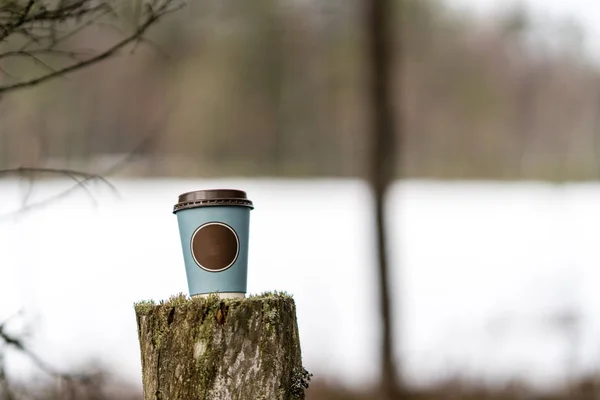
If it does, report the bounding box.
[134,292,310,400]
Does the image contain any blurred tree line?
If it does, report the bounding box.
[1,0,598,181]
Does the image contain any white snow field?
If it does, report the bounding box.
[1,179,600,389]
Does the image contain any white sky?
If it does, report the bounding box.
[448,0,600,58]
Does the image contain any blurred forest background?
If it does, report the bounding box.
[3,0,600,399]
[2,0,598,181]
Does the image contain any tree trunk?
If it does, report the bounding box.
[134,293,310,400]
[366,0,403,398]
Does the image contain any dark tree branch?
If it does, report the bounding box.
[0,0,35,41]
[0,79,175,220]
[0,0,182,218]
[0,61,17,78]
[0,317,93,388]
[0,0,184,94]
[0,166,117,190]
[0,48,88,61]
[0,167,118,219]
[0,346,16,400]
[0,1,183,398]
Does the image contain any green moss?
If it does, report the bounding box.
[135,291,304,399]
[248,291,293,301]
[134,299,156,315]
[265,308,279,327]
[166,292,189,306]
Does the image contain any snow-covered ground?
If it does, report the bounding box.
[1,178,600,389]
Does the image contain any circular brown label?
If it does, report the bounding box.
[191,222,239,272]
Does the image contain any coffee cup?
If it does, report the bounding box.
[173,189,254,298]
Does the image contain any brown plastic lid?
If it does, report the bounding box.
[173,189,254,213]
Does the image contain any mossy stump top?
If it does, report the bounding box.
[134,292,309,400]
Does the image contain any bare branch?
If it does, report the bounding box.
[0,61,17,78]
[0,48,87,61]
[0,0,183,95]
[0,346,17,400]
[12,49,57,72]
[0,118,168,219]
[0,58,176,219]
[0,166,117,189]
[0,0,36,42]
[0,0,184,94]
[46,4,118,47]
[0,166,118,219]
[0,1,183,397]
[0,316,93,387]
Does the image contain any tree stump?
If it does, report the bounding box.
[134,292,310,400]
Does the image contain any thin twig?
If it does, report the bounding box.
[0,0,35,42]
[0,0,183,94]
[0,49,87,61]
[0,167,117,218]
[0,62,18,78]
[48,6,116,48]
[0,118,169,219]
[0,167,117,192]
[0,319,92,385]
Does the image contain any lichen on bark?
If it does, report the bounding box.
[134,292,308,400]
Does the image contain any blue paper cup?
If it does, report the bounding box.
[173,189,254,298]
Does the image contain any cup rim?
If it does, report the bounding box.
[173,189,254,213]
[178,189,248,203]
